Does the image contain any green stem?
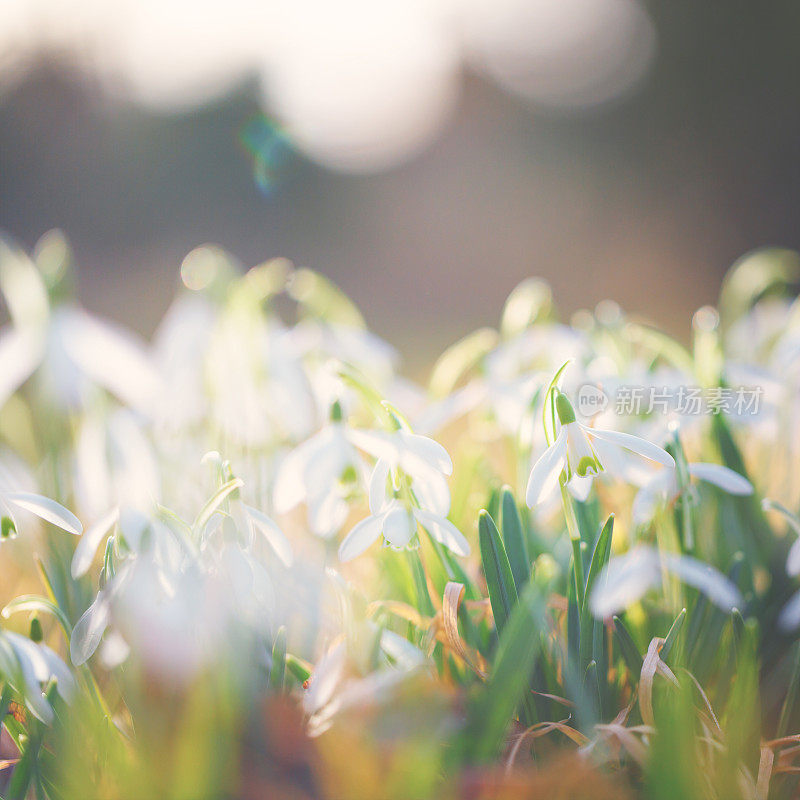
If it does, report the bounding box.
[561,482,584,608]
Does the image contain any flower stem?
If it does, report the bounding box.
[560,482,585,608]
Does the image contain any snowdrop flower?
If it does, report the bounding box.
[347,426,454,515]
[0,632,75,724]
[304,633,426,737]
[632,462,753,525]
[72,409,160,524]
[205,314,315,447]
[273,403,366,539]
[526,392,675,507]
[338,456,469,561]
[590,545,742,619]
[0,239,160,413]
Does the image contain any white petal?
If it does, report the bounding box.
[586,426,675,468]
[382,507,414,549]
[244,504,293,567]
[71,507,119,579]
[399,432,453,476]
[304,640,346,715]
[99,630,130,669]
[567,474,593,502]
[632,484,661,526]
[70,592,111,666]
[590,547,661,618]
[380,629,426,668]
[411,468,451,517]
[307,489,349,539]
[301,429,352,495]
[591,436,664,486]
[347,429,397,463]
[688,463,753,495]
[339,513,385,561]
[4,491,82,535]
[525,428,568,507]
[61,309,161,412]
[4,634,54,724]
[33,642,76,702]
[0,327,43,409]
[272,438,316,514]
[368,458,392,515]
[663,553,742,612]
[414,509,470,557]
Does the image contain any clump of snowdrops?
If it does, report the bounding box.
[0,231,799,799]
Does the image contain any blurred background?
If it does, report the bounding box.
[1,0,799,371]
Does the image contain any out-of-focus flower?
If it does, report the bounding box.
[73,410,160,523]
[0,632,75,724]
[526,392,674,506]
[303,632,426,736]
[590,545,742,618]
[71,481,291,676]
[632,462,753,525]
[0,239,160,414]
[273,406,366,539]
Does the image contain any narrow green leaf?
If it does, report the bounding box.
[613,615,643,676]
[285,655,311,684]
[500,487,529,595]
[582,515,614,615]
[7,733,36,800]
[479,510,518,635]
[660,608,686,666]
[467,581,546,761]
[580,515,613,670]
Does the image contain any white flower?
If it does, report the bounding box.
[273,412,365,539]
[632,462,753,525]
[1,632,75,724]
[347,427,454,513]
[304,633,425,737]
[0,265,159,413]
[338,457,468,561]
[526,392,675,507]
[590,545,742,619]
